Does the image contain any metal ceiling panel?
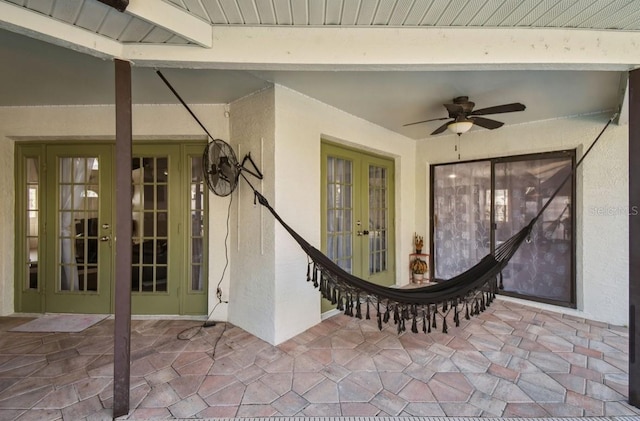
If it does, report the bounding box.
[25,0,54,15]
[7,0,640,50]
[341,0,360,26]
[75,0,110,32]
[99,8,131,39]
[499,1,542,26]
[483,2,522,26]
[544,0,596,27]
[466,0,503,26]
[403,1,430,26]
[388,0,414,26]
[182,0,211,21]
[563,1,614,27]
[142,26,174,43]
[220,0,244,24]
[373,0,396,25]
[356,0,377,25]
[119,16,153,42]
[167,34,190,44]
[451,0,488,26]
[437,0,468,26]
[291,0,308,25]
[308,0,325,25]
[237,0,260,24]
[577,0,629,28]
[325,0,343,25]
[201,0,228,24]
[51,0,83,24]
[255,0,276,24]
[516,0,558,26]
[420,0,447,25]
[617,8,640,29]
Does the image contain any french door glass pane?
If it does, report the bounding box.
[57,157,99,292]
[326,156,353,273]
[433,161,491,280]
[25,157,39,290]
[495,157,573,303]
[190,156,205,291]
[369,165,388,275]
[132,157,169,293]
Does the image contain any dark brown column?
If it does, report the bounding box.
[630,68,640,408]
[113,58,133,418]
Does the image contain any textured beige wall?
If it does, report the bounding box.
[0,138,14,315]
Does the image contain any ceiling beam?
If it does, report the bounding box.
[123,26,640,71]
[125,0,212,48]
[0,1,122,60]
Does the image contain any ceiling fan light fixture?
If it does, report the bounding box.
[448,119,473,135]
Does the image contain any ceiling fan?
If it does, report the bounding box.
[404,96,526,136]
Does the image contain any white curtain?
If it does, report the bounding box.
[59,157,96,291]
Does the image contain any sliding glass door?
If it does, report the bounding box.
[431,150,575,307]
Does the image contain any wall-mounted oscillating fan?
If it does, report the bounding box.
[202,139,263,197]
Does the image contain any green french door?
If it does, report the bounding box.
[321,142,395,313]
[44,145,113,313]
[16,142,207,315]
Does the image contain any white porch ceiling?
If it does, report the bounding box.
[0,0,638,140]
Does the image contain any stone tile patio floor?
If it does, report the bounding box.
[0,299,639,420]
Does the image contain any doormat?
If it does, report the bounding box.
[9,314,108,333]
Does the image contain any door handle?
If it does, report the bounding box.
[100,236,110,242]
[357,230,370,236]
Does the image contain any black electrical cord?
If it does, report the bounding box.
[177,193,232,341]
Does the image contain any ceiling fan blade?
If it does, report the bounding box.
[431,121,452,135]
[470,116,504,130]
[403,117,449,127]
[470,103,526,116]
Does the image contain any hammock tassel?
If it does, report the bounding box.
[306,261,312,283]
[393,306,399,325]
[432,310,437,329]
[454,305,460,327]
[331,287,338,305]
[312,263,318,288]
[411,315,418,334]
[422,311,427,334]
[442,316,448,334]
[366,299,371,320]
[355,294,362,319]
[383,304,390,323]
[337,291,343,311]
[499,271,504,290]
[465,302,470,320]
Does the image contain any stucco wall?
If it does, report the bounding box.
[0,137,14,316]
[228,88,278,343]
[0,104,230,317]
[416,114,628,325]
[272,85,417,344]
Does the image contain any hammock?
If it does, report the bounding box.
[156,69,614,334]
[249,115,615,334]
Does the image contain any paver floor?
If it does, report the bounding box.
[0,299,638,420]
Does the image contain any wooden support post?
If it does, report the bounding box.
[113,58,133,418]
[630,68,640,408]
